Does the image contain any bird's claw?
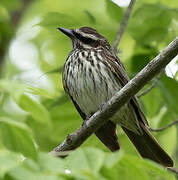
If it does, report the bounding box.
[82,120,87,127]
[82,113,93,127]
[99,102,106,111]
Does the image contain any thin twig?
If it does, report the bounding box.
[50,37,178,154]
[10,0,32,27]
[137,70,164,98]
[167,167,178,175]
[147,119,178,132]
[0,0,32,75]
[112,0,135,54]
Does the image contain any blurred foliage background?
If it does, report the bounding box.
[0,0,178,179]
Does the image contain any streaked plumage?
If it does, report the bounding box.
[63,47,141,134]
[58,27,173,167]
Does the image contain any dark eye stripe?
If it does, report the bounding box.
[73,31,96,44]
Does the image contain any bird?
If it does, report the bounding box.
[57,26,173,167]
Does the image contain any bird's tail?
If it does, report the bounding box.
[95,120,120,152]
[122,122,173,167]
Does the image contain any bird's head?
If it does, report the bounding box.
[57,27,111,50]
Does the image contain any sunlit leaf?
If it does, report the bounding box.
[65,147,105,173]
[158,75,178,125]
[105,0,123,23]
[0,0,21,11]
[103,150,124,168]
[0,80,27,100]
[6,166,62,180]
[101,153,175,180]
[29,87,55,99]
[159,75,178,113]
[18,94,51,126]
[142,0,178,8]
[0,151,21,178]
[38,153,65,172]
[122,155,175,179]
[128,3,175,44]
[38,12,80,28]
[0,80,51,126]
[0,4,9,22]
[45,67,63,74]
[0,117,37,160]
[84,10,96,24]
[49,93,69,109]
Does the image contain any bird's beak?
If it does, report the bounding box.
[57,27,74,39]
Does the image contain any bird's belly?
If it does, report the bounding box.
[73,76,115,116]
[63,55,140,133]
[64,57,121,116]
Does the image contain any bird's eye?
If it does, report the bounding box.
[81,37,95,44]
[73,32,96,45]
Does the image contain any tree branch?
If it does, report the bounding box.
[137,70,164,98]
[50,37,178,154]
[167,167,178,175]
[112,0,135,54]
[0,0,32,75]
[10,0,32,27]
[147,119,178,132]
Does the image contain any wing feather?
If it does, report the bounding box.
[102,50,148,126]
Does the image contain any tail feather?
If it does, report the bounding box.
[95,120,120,152]
[122,122,173,167]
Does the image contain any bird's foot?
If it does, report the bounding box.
[82,114,93,127]
[99,102,107,112]
[82,120,87,127]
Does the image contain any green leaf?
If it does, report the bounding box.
[49,93,69,109]
[3,152,67,180]
[105,0,123,23]
[101,153,175,180]
[103,150,124,168]
[26,100,79,152]
[0,80,51,126]
[128,3,175,44]
[29,87,55,99]
[65,147,105,173]
[142,0,178,8]
[158,75,178,125]
[121,158,150,180]
[0,4,9,22]
[18,94,51,126]
[0,117,37,160]
[45,67,63,75]
[6,166,64,180]
[140,86,163,119]
[0,79,27,100]
[122,155,175,179]
[38,153,65,173]
[0,151,21,178]
[0,0,21,11]
[101,156,149,180]
[84,10,96,24]
[104,151,124,168]
[159,75,178,113]
[38,12,80,28]
[129,45,158,74]
[131,53,152,73]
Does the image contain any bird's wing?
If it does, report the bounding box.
[101,51,173,167]
[102,50,148,126]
